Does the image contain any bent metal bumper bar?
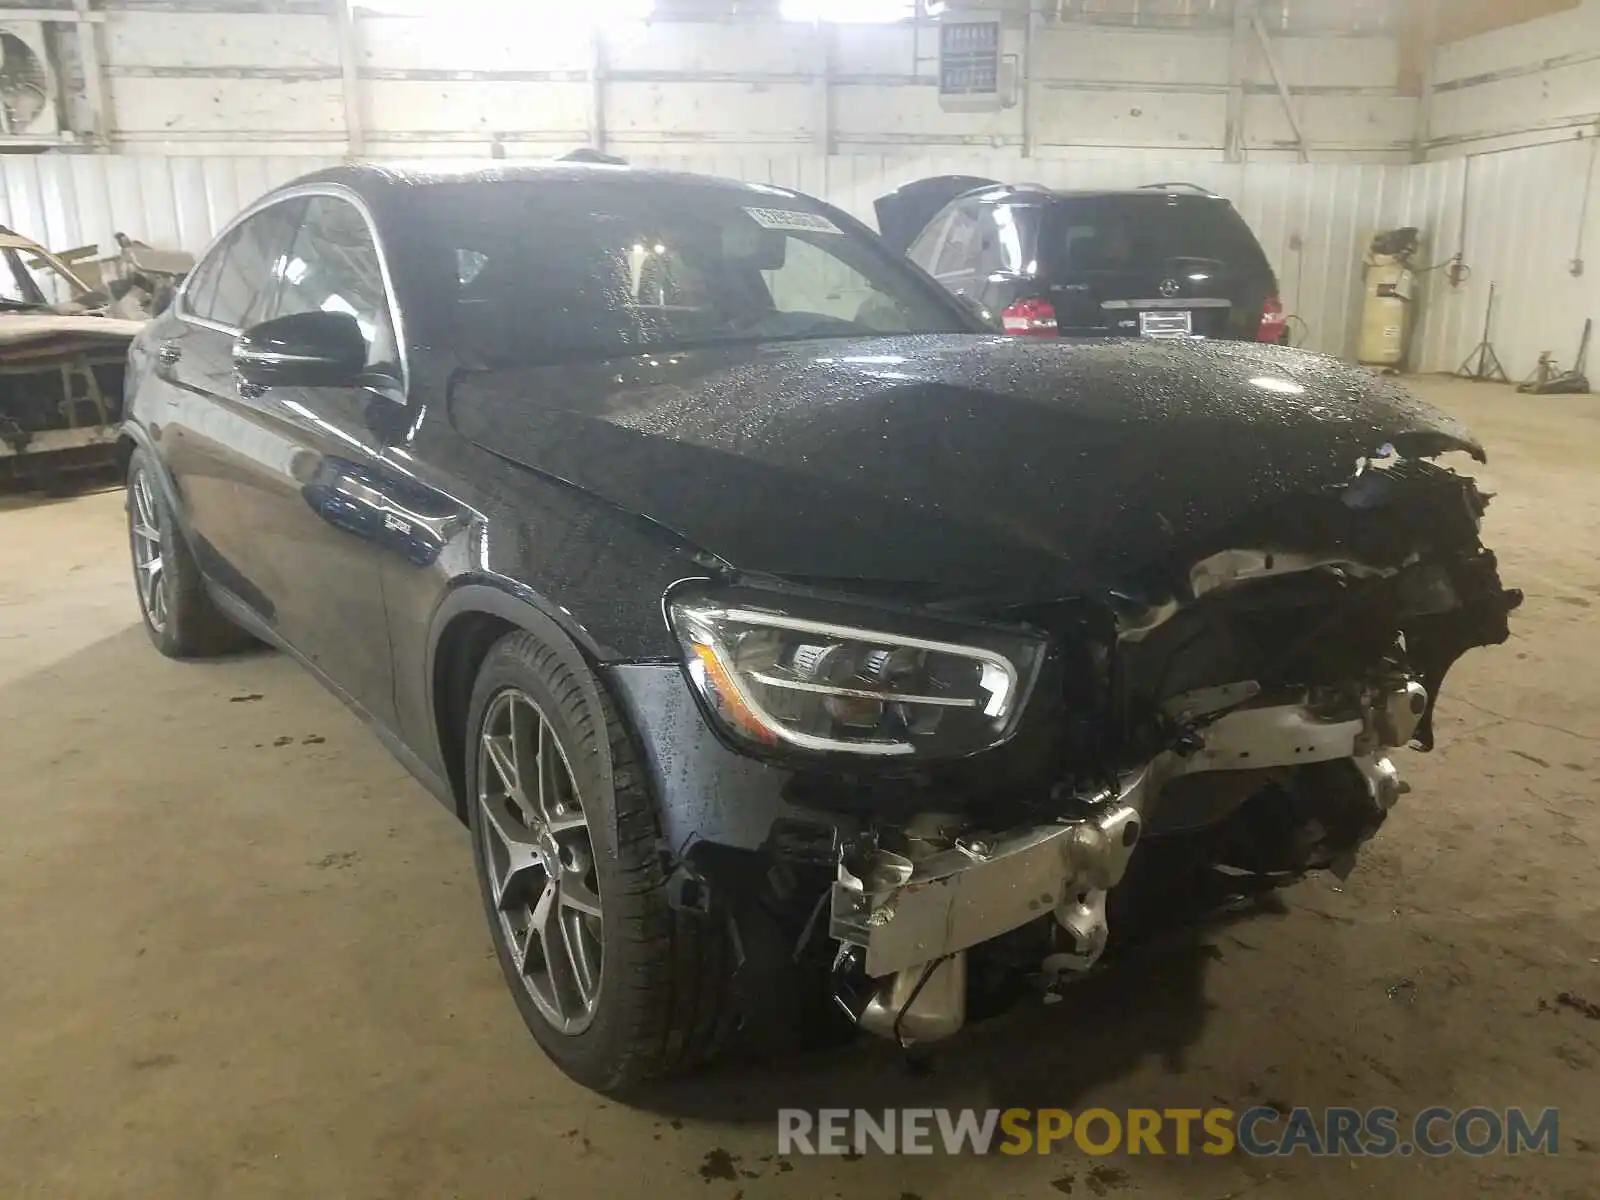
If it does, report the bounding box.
[831,687,1425,984]
[831,778,1149,979]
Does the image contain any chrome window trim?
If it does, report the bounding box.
[173,182,411,398]
[1101,298,1232,310]
[182,312,242,336]
[235,346,333,366]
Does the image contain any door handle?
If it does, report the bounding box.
[157,342,182,366]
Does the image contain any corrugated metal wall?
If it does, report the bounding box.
[1398,141,1600,379]
[0,154,340,265]
[8,148,1589,374]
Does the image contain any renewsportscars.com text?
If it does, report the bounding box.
[777,1106,1560,1158]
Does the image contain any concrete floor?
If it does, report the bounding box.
[2,378,1597,1200]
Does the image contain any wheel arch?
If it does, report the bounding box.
[426,584,620,823]
[118,423,190,539]
[115,430,137,477]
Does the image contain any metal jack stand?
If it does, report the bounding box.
[1517,318,1593,395]
[1456,283,1510,383]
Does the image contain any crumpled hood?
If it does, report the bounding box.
[448,335,1483,596]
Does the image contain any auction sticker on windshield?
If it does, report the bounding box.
[744,206,843,235]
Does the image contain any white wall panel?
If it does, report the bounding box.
[606,21,819,75]
[108,78,347,141]
[1023,28,1412,157]
[1434,1,1600,84]
[1031,27,1231,85]
[43,10,1415,159]
[0,154,337,260]
[1430,63,1600,152]
[831,84,1014,146]
[357,17,591,72]
[363,80,590,139]
[1263,35,1399,90]
[607,81,816,147]
[1031,87,1227,151]
[1400,142,1600,379]
[1244,93,1415,155]
[829,23,919,77]
[104,12,340,70]
[1429,0,1600,156]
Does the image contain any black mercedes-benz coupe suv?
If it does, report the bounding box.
[121,161,1519,1094]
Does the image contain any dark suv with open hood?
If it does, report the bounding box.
[121,161,1515,1096]
[876,175,1288,343]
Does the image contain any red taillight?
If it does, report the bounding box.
[1001,297,1058,337]
[1259,294,1288,343]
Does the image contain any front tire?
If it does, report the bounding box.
[126,448,253,658]
[465,630,736,1093]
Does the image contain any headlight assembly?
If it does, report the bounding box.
[668,591,1043,759]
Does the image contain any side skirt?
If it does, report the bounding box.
[206,581,460,818]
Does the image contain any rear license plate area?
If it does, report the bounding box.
[1139,310,1193,338]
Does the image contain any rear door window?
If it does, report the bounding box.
[982,202,1038,276]
[179,241,227,321]
[932,204,982,277]
[906,211,951,273]
[192,199,305,329]
[272,195,400,375]
[970,208,1004,278]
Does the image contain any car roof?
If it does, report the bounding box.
[963,184,1231,205]
[273,160,813,208]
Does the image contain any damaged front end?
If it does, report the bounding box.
[655,450,1519,1048]
[0,227,151,490]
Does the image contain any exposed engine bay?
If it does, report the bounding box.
[0,317,135,472]
[757,454,1520,1047]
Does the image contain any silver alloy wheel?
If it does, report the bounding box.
[477,687,604,1035]
[130,472,168,634]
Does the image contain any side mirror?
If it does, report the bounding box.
[234,311,366,390]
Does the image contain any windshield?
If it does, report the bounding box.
[409,182,968,367]
[0,237,89,310]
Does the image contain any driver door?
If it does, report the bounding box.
[233,193,407,724]
[164,191,402,724]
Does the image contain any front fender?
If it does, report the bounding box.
[422,581,631,819]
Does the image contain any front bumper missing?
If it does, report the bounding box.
[831,690,1421,981]
[831,778,1148,978]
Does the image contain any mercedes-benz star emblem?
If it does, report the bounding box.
[1159,278,1181,298]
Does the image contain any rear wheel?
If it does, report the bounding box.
[126,448,253,658]
[465,630,736,1092]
